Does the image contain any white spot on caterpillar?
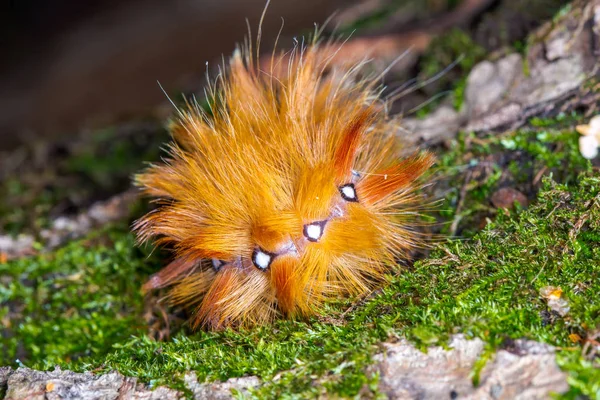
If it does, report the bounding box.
[253,249,272,271]
[303,220,327,242]
[339,184,358,202]
[305,224,322,240]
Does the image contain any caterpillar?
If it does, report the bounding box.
[134,30,435,330]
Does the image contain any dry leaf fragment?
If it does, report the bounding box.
[540,286,570,317]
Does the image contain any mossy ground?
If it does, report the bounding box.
[1,114,598,399]
[0,227,160,367]
[0,120,167,236]
[436,113,590,237]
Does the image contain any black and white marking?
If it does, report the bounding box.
[211,259,225,271]
[339,183,358,202]
[303,220,327,242]
[252,248,275,271]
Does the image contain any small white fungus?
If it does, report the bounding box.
[579,135,599,159]
[576,115,600,159]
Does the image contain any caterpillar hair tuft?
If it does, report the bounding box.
[134,34,435,330]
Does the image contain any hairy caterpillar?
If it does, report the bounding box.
[134,31,435,330]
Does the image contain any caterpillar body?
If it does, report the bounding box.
[134,36,434,330]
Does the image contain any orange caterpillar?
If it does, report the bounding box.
[134,36,434,330]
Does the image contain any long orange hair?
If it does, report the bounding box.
[134,37,434,330]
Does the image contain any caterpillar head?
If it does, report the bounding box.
[134,45,434,329]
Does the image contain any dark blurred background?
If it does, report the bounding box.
[1,0,568,151]
[1,0,352,149]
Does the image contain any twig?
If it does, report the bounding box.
[449,170,472,236]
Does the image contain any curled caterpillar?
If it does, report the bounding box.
[134,36,435,330]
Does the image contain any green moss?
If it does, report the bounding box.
[2,112,597,398]
[0,225,161,368]
[416,28,486,116]
[419,28,486,82]
[436,113,591,236]
[558,350,600,399]
[11,172,589,399]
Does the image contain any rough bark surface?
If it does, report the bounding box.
[0,336,569,400]
[184,372,260,400]
[371,336,568,400]
[0,367,181,400]
[402,0,599,150]
[0,189,138,260]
